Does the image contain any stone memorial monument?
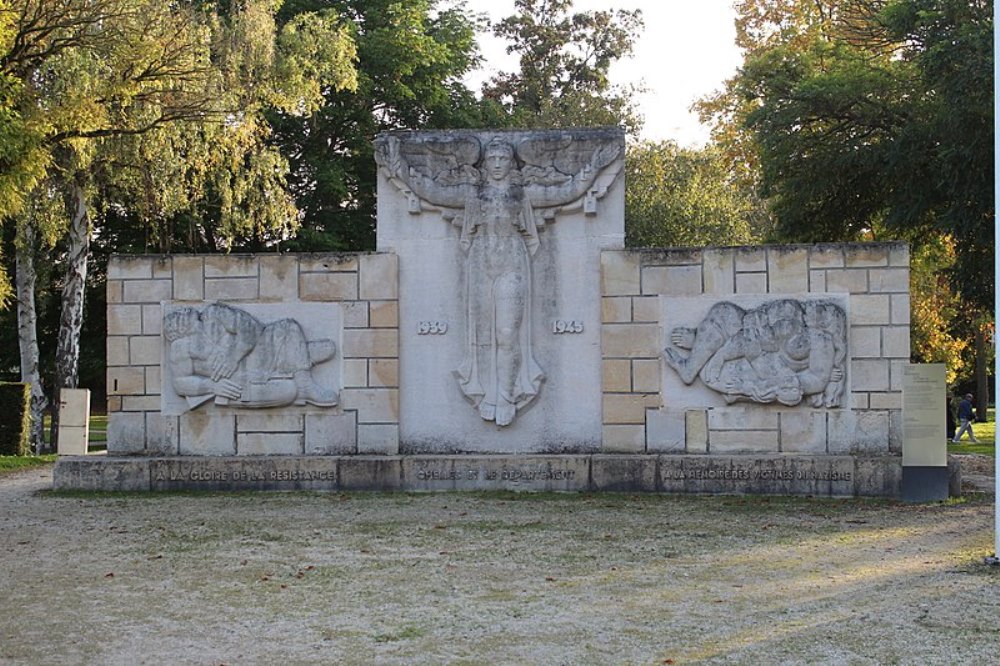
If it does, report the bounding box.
[54,127,951,497]
[374,129,624,450]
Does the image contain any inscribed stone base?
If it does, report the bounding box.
[52,454,949,498]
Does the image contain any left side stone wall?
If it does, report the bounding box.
[106,253,399,456]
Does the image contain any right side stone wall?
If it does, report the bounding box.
[600,242,909,456]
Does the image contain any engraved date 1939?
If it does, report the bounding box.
[417,321,448,335]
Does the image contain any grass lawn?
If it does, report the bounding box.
[0,454,56,474]
[89,414,107,443]
[949,407,996,456]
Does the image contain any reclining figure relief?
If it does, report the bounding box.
[375,131,623,427]
[663,299,847,408]
[163,303,338,412]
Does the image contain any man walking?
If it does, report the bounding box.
[952,393,979,443]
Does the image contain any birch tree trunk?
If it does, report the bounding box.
[52,182,91,448]
[15,219,48,454]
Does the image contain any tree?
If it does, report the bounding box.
[624,141,761,248]
[723,0,993,310]
[77,0,358,254]
[2,0,357,450]
[271,0,488,252]
[694,0,853,238]
[909,237,968,384]
[2,0,223,450]
[484,0,644,134]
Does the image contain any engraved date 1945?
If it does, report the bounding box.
[552,319,584,334]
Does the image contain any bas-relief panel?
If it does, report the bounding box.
[161,302,342,416]
[375,129,624,429]
[662,295,848,410]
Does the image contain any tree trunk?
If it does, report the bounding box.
[15,219,49,454]
[975,323,989,419]
[53,181,91,449]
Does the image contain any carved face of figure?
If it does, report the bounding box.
[163,308,201,342]
[484,141,515,182]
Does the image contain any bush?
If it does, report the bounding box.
[0,382,31,455]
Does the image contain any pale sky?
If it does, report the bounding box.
[460,0,743,146]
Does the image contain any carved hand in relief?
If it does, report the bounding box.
[208,347,239,382]
[212,378,242,401]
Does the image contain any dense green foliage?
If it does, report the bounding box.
[272,0,488,252]
[625,141,761,248]
[712,0,993,310]
[0,381,30,455]
[1,0,650,402]
[484,0,644,134]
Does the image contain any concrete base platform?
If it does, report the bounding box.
[53,454,962,497]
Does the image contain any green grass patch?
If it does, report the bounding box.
[950,407,996,456]
[0,454,56,474]
[41,413,108,449]
[89,414,107,443]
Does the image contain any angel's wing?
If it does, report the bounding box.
[516,133,624,218]
[517,133,612,179]
[375,134,481,212]
[399,136,481,185]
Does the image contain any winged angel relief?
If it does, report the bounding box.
[375,131,624,426]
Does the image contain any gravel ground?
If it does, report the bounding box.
[1,462,998,665]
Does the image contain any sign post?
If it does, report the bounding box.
[901,365,948,502]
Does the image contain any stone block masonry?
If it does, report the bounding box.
[55,453,934,497]
[93,240,913,497]
[71,129,918,498]
[602,242,908,457]
[106,253,399,456]
[98,241,910,485]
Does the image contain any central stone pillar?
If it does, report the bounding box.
[375,128,625,453]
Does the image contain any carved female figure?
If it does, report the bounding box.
[376,133,621,426]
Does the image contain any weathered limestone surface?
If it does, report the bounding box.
[161,302,340,417]
[55,454,948,498]
[662,296,848,409]
[86,130,913,498]
[376,128,625,452]
[601,243,907,463]
[105,252,399,457]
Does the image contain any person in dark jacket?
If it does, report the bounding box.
[952,393,979,443]
[946,393,957,441]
